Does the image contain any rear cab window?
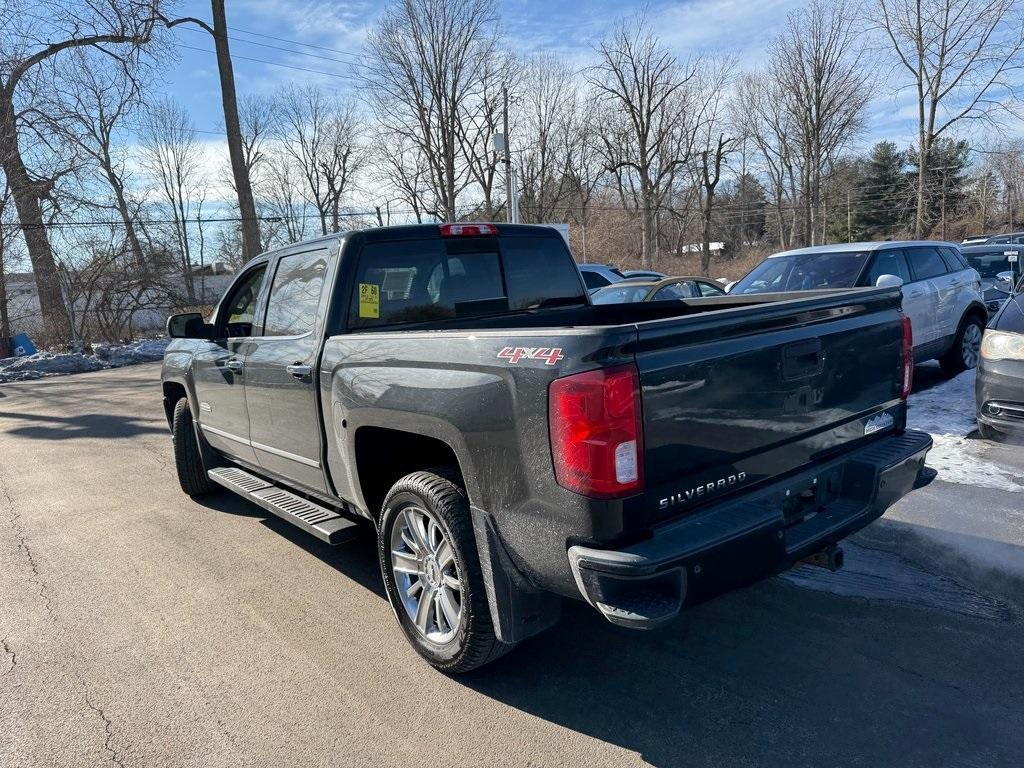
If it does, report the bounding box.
[347,231,588,329]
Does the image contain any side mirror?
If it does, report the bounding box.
[167,312,212,339]
[724,281,737,294]
[875,274,904,289]
[996,271,1015,293]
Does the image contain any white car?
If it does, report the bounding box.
[730,241,987,376]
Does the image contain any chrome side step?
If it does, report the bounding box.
[207,467,360,545]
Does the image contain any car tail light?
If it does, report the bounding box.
[439,223,496,237]
[549,364,644,498]
[900,315,913,400]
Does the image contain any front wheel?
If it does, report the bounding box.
[978,422,1004,442]
[172,398,218,496]
[939,316,984,377]
[378,471,513,673]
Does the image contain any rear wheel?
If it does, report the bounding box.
[172,398,218,496]
[939,316,984,377]
[378,471,513,673]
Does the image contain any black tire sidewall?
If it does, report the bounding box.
[379,484,476,668]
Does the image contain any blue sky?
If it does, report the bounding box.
[158,0,920,144]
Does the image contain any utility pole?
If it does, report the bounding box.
[847,190,852,243]
[502,85,512,224]
[929,165,955,241]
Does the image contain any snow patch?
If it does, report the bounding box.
[0,339,170,383]
[907,367,1023,493]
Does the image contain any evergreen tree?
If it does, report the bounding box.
[908,138,971,238]
[855,141,912,239]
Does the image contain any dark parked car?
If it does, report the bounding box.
[977,287,1024,440]
[590,276,726,305]
[962,231,1024,246]
[162,223,931,672]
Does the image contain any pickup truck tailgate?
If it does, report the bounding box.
[636,290,904,522]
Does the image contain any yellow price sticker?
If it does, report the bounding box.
[358,283,380,318]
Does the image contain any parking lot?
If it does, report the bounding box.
[1,362,1022,767]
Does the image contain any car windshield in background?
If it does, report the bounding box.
[964,250,1019,279]
[731,251,870,294]
[590,284,652,304]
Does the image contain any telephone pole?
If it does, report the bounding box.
[503,86,512,224]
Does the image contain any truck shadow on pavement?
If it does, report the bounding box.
[458,518,1024,767]
[0,410,167,440]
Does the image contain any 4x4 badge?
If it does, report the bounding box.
[497,347,564,365]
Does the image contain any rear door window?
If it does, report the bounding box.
[582,271,609,289]
[865,249,912,285]
[263,250,329,337]
[906,247,949,281]
[937,246,969,272]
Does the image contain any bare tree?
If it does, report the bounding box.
[371,129,432,223]
[771,0,871,246]
[50,53,147,269]
[517,54,578,224]
[276,84,364,236]
[875,0,1024,237]
[362,0,501,221]
[733,72,800,248]
[161,1,261,260]
[590,17,697,267]
[0,0,160,343]
[140,98,207,304]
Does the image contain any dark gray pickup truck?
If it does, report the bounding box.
[162,223,932,672]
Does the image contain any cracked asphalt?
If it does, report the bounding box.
[1,363,1023,767]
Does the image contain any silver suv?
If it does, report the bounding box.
[730,241,987,376]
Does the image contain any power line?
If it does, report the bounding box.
[174,23,365,69]
[175,43,360,82]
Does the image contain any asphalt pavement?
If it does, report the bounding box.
[1,363,1022,767]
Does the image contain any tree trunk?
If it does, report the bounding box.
[211,0,261,260]
[0,97,71,344]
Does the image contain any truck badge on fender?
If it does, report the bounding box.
[660,472,747,510]
[498,347,564,365]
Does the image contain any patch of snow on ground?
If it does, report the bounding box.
[907,367,1023,493]
[0,338,170,384]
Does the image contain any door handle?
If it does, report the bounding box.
[286,364,312,378]
[226,359,244,372]
[909,289,924,297]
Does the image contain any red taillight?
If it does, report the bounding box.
[439,223,496,237]
[900,315,913,400]
[549,364,644,498]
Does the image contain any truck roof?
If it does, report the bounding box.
[766,240,959,258]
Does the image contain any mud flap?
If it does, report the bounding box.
[470,507,561,644]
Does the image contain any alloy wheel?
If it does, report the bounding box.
[390,505,463,643]
[962,323,982,369]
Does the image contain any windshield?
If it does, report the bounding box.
[964,250,1020,279]
[590,284,652,304]
[732,251,870,294]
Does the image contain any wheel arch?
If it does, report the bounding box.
[162,380,189,430]
[354,425,468,519]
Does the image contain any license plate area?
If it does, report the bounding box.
[764,466,846,528]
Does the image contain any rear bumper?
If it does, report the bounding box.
[567,430,932,629]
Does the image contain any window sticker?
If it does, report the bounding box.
[358,283,380,318]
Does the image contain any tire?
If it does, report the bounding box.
[978,422,1004,442]
[939,315,984,377]
[378,471,514,673]
[171,398,218,497]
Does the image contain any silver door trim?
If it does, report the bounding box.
[201,424,250,446]
[251,439,321,468]
[201,425,321,469]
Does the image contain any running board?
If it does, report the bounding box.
[207,467,360,545]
